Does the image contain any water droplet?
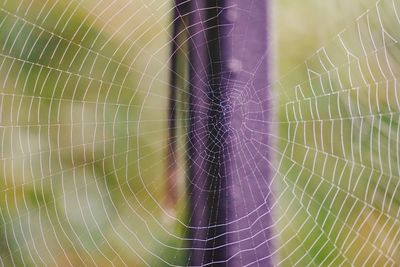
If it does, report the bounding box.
[228,59,242,72]
[226,5,238,22]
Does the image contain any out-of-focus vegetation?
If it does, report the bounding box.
[0,0,399,266]
[277,0,400,265]
[0,0,187,265]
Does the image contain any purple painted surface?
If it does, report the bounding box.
[170,0,273,265]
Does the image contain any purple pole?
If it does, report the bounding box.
[170,0,274,265]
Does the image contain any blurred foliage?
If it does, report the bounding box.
[277,0,400,265]
[0,0,187,266]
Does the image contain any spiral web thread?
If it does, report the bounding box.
[0,0,399,266]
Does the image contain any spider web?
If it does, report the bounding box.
[0,0,399,266]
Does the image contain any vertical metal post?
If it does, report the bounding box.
[170,0,274,265]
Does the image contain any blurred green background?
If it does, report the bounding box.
[277,0,400,265]
[0,0,399,266]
